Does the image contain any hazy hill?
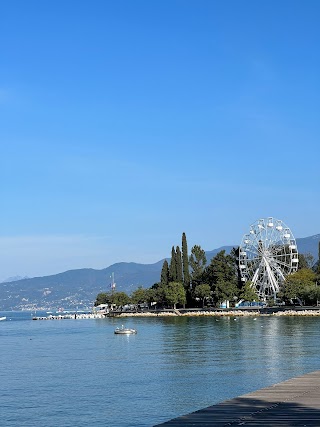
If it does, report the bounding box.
[0,235,318,311]
[1,275,29,283]
[0,262,164,311]
[295,234,320,260]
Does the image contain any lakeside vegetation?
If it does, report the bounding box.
[95,233,320,310]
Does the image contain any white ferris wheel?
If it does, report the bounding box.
[239,217,299,299]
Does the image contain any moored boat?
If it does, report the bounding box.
[0,316,6,321]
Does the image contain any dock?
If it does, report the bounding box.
[155,370,320,426]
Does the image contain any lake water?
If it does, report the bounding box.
[1,312,320,426]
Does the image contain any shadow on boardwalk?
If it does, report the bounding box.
[155,396,320,426]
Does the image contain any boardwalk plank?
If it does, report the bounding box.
[155,370,320,426]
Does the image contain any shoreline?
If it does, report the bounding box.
[31,307,320,320]
[32,307,320,320]
[118,309,320,317]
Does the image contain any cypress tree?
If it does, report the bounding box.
[189,244,207,288]
[182,232,190,289]
[317,241,320,282]
[161,260,169,287]
[169,246,177,282]
[176,246,183,282]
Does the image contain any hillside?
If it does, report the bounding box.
[0,235,319,311]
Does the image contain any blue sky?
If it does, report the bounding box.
[1,0,319,281]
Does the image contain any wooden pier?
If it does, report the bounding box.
[155,370,320,426]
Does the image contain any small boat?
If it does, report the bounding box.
[0,316,6,321]
[114,325,137,335]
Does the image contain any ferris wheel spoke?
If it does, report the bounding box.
[268,245,285,257]
[269,259,292,271]
[271,255,292,266]
[241,245,260,258]
[268,261,287,281]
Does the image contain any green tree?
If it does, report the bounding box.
[94,292,108,306]
[163,282,186,309]
[298,254,309,270]
[145,287,156,305]
[169,246,177,282]
[176,246,183,283]
[213,280,238,305]
[298,253,315,270]
[112,291,130,307]
[131,286,147,305]
[316,241,320,284]
[194,283,211,307]
[182,232,190,290]
[230,247,243,288]
[149,282,166,305]
[203,250,237,289]
[189,245,207,287]
[239,282,258,302]
[304,252,315,269]
[281,269,316,302]
[300,285,320,306]
[160,260,169,287]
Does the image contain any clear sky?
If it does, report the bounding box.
[1,0,319,281]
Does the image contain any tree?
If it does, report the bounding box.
[176,246,183,283]
[189,245,207,287]
[239,282,258,303]
[163,282,186,309]
[316,241,320,284]
[149,282,166,305]
[281,269,316,302]
[298,254,309,270]
[212,280,238,305]
[194,284,211,307]
[160,260,169,287]
[112,291,130,307]
[300,285,320,306]
[145,287,157,305]
[131,286,148,305]
[304,252,315,269]
[95,292,108,306]
[182,232,190,290]
[230,247,243,289]
[213,280,239,303]
[169,246,177,282]
[298,253,315,270]
[203,250,237,288]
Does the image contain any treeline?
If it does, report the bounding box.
[95,234,320,309]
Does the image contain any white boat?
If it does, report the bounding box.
[0,316,6,321]
[114,325,137,335]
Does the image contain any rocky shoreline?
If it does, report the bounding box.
[118,309,320,317]
[31,308,320,320]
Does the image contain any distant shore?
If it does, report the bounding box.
[30,307,320,320]
[117,308,320,317]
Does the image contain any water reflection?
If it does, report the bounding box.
[156,316,320,414]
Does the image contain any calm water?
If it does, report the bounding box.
[1,312,320,426]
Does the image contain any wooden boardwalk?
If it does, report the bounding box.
[155,370,320,426]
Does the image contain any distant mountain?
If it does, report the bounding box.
[0,235,318,311]
[205,246,234,262]
[1,275,29,283]
[0,262,163,311]
[296,234,320,260]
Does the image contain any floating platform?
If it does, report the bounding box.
[155,370,320,426]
